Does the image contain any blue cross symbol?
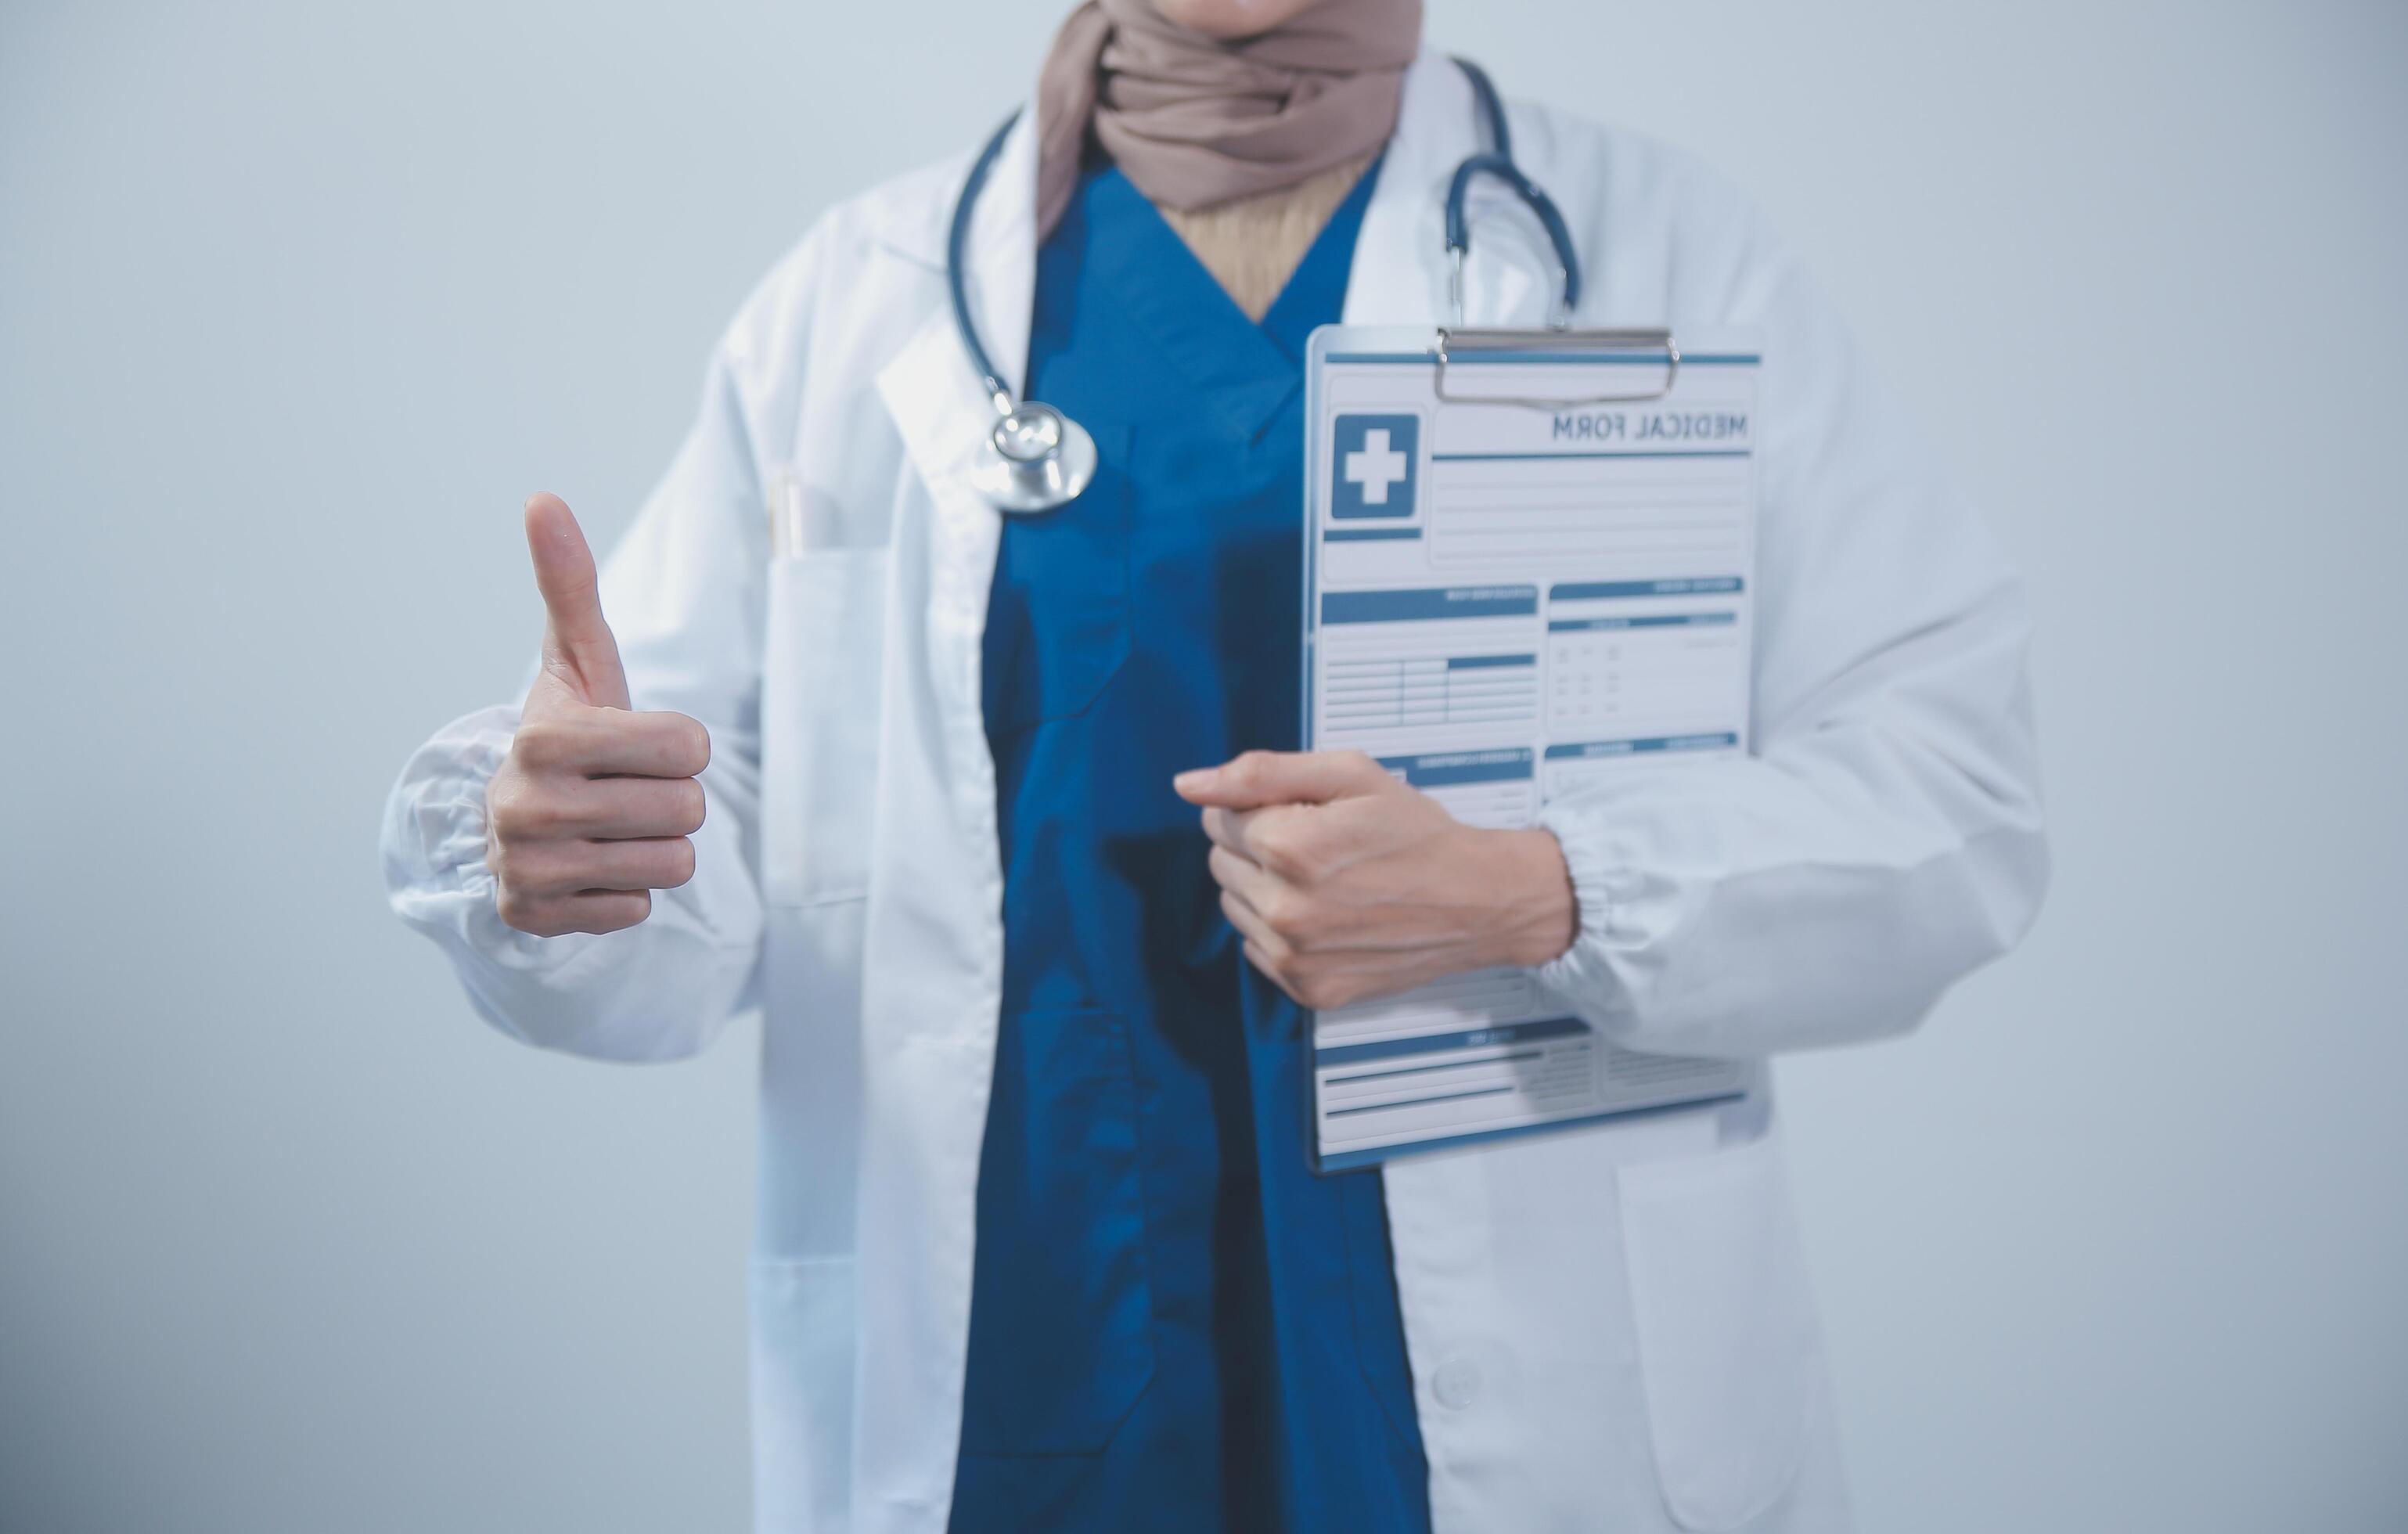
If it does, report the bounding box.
[1348,430,1408,502]
[1331,413,1420,520]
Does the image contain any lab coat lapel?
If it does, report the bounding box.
[855,113,1036,1529]
[876,110,1035,740]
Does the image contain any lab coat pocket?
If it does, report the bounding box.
[750,1255,857,1532]
[1618,1131,1816,1532]
[761,545,891,907]
[955,1007,1155,1457]
[978,427,1131,737]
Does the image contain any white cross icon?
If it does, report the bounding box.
[1344,427,1409,505]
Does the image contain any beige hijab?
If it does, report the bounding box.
[1034,0,1423,241]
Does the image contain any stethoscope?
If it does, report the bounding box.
[948,56,1584,514]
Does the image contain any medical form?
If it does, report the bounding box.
[1300,326,1763,1171]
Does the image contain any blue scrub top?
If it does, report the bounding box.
[949,160,1431,1534]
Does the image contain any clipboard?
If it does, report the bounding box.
[1298,322,1766,1172]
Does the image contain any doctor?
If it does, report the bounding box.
[384,1,2047,1530]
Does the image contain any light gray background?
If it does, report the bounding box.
[4,2,2403,1529]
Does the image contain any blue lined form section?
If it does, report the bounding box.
[1432,448,1750,463]
[1553,577,1744,599]
[1314,1014,1589,1068]
[1375,747,1534,789]
[1448,653,1535,671]
[1328,1085,1511,1118]
[1310,1010,1751,1172]
[1315,1093,1748,1173]
[1321,585,1538,623]
[1322,351,1763,366]
[1326,655,1539,735]
[1326,1049,1544,1087]
[1550,613,1735,633]
[1543,733,1739,759]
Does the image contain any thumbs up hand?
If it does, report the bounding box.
[485,494,711,936]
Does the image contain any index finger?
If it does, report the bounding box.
[1175,750,1387,809]
[523,707,711,779]
[1201,803,1291,866]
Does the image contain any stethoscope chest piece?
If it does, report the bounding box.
[970,400,1096,513]
[948,56,1574,517]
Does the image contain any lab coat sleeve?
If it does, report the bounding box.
[380,340,772,1063]
[1532,241,2050,1060]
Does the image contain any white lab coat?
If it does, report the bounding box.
[384,53,2046,1534]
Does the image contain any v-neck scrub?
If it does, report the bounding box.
[948,161,1432,1534]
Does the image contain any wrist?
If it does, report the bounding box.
[1481,826,1578,968]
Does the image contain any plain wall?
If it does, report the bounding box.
[3,2,2403,1529]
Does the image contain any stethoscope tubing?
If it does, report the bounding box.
[946,56,1584,509]
[948,113,1022,417]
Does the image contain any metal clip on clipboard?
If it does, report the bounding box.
[1437,149,1682,409]
[1433,326,1683,409]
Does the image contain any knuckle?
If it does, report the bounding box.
[1201,806,1235,848]
[1208,844,1247,890]
[1219,887,1257,934]
[1295,970,1351,1010]
[673,716,711,775]
[495,889,553,936]
[592,892,651,934]
[486,782,555,841]
[1288,844,1333,887]
[663,838,697,888]
[511,720,568,769]
[1254,823,1323,884]
[1258,886,1309,939]
[487,795,524,841]
[499,842,573,896]
[1247,821,1295,875]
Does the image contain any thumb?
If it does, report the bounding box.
[1174,750,1388,809]
[524,492,631,711]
